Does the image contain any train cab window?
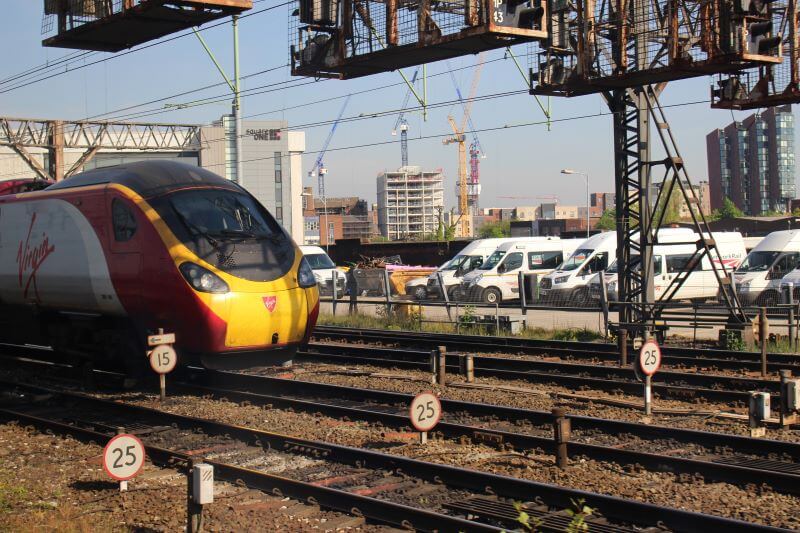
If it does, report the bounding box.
[112,199,137,241]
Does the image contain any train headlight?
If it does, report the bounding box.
[180,262,230,294]
[298,257,317,288]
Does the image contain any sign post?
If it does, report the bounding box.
[103,430,145,492]
[409,391,442,444]
[638,339,662,416]
[148,330,177,401]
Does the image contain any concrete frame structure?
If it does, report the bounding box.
[377,166,444,240]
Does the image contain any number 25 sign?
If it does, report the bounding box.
[103,434,145,481]
[409,392,442,432]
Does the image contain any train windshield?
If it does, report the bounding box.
[168,189,281,240]
[151,188,295,283]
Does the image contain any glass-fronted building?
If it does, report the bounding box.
[706,105,795,215]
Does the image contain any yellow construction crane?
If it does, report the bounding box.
[443,53,485,238]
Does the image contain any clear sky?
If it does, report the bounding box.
[1,2,796,211]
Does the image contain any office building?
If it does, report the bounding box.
[706,105,795,215]
[200,118,305,240]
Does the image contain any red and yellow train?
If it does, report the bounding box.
[0,161,319,373]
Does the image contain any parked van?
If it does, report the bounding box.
[300,245,346,295]
[458,238,580,303]
[539,232,617,304]
[734,230,800,306]
[423,237,541,300]
[744,236,764,252]
[588,231,746,303]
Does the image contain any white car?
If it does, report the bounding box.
[299,245,346,295]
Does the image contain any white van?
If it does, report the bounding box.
[588,231,746,303]
[299,245,346,295]
[458,238,580,303]
[735,231,800,306]
[424,237,539,300]
[539,232,617,304]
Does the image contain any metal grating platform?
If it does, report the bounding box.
[713,456,800,476]
[289,0,547,79]
[42,0,252,52]
[444,496,647,532]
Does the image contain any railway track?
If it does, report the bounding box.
[300,342,779,404]
[313,325,800,375]
[0,379,781,532]
[5,350,800,502]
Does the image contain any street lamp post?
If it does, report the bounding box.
[561,169,589,238]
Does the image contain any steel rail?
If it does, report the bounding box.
[307,341,782,390]
[313,325,800,374]
[0,406,498,532]
[301,343,773,404]
[0,379,786,533]
[1,350,795,460]
[166,376,800,496]
[203,371,800,461]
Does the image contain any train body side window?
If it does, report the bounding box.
[112,198,137,242]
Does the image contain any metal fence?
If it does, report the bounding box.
[316,268,800,348]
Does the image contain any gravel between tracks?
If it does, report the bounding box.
[0,422,377,532]
[92,389,800,529]
[282,361,800,441]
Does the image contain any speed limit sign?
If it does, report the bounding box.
[149,344,177,374]
[638,339,662,376]
[409,392,442,432]
[103,434,145,481]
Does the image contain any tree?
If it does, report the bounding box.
[595,208,616,231]
[434,207,459,241]
[719,198,744,219]
[478,220,511,238]
[653,185,684,225]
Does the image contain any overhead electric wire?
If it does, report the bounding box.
[85,63,291,121]
[0,96,712,180]
[92,57,508,128]
[0,1,288,95]
[199,97,713,171]
[0,50,98,88]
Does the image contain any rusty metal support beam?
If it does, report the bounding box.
[65,146,101,179]
[49,120,64,181]
[0,117,200,150]
[8,144,51,181]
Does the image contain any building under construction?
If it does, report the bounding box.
[377,166,444,240]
